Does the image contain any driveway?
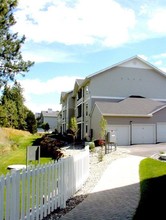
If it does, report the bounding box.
[118,143,166,157]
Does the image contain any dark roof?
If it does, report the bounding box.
[95,98,166,117]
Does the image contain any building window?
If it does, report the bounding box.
[77,105,82,118]
[77,89,82,100]
[85,86,89,94]
[85,124,88,133]
[85,103,88,116]
[62,110,66,120]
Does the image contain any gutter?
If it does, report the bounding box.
[102,114,152,118]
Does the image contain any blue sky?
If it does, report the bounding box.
[12,0,166,113]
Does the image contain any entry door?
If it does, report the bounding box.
[132,124,156,144]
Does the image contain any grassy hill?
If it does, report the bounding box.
[0,128,50,175]
[0,127,31,155]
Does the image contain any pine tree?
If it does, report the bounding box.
[10,82,27,129]
[0,0,34,88]
[0,82,37,132]
[25,110,37,134]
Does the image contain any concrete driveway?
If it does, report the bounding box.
[118,143,166,157]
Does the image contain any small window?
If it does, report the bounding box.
[85,104,88,116]
[85,124,88,133]
[86,86,89,94]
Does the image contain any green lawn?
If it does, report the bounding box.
[0,131,51,176]
[133,158,166,219]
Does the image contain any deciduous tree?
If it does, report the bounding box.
[69,117,79,145]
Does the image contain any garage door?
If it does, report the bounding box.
[157,123,166,143]
[132,124,156,144]
[107,125,130,146]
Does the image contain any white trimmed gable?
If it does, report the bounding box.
[86,55,166,80]
[119,57,151,69]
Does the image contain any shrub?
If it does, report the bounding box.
[52,148,64,161]
[89,142,95,152]
[33,134,64,160]
[94,139,105,147]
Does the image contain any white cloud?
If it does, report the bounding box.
[13,0,136,47]
[22,46,76,63]
[18,75,82,112]
[26,101,61,114]
[148,53,166,73]
[148,8,166,33]
[152,53,166,59]
[138,54,148,61]
[154,60,163,66]
[19,76,80,95]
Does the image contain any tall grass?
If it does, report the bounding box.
[0,127,31,155]
[0,128,51,175]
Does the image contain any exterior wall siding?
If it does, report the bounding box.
[89,67,166,100]
[91,106,166,141]
[43,116,57,130]
[106,107,166,125]
[91,106,102,140]
[60,57,166,143]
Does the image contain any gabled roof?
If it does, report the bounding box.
[73,78,85,97]
[41,110,59,117]
[95,97,166,117]
[86,55,166,80]
[76,79,84,86]
[60,90,73,103]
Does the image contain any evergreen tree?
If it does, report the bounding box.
[0,0,34,88]
[41,123,50,132]
[0,83,37,131]
[0,105,6,126]
[10,82,27,129]
[1,99,18,127]
[25,110,37,134]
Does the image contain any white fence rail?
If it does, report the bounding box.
[0,147,89,220]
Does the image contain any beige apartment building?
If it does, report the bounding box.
[60,56,166,145]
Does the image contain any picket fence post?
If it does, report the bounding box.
[0,146,89,220]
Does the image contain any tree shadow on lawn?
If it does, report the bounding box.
[133,175,166,220]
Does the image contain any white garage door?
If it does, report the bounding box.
[107,125,130,146]
[157,123,166,143]
[132,124,156,144]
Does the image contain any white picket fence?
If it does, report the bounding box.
[0,147,89,220]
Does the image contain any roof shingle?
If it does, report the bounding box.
[96,98,166,117]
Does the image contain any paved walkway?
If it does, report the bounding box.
[60,155,144,220]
